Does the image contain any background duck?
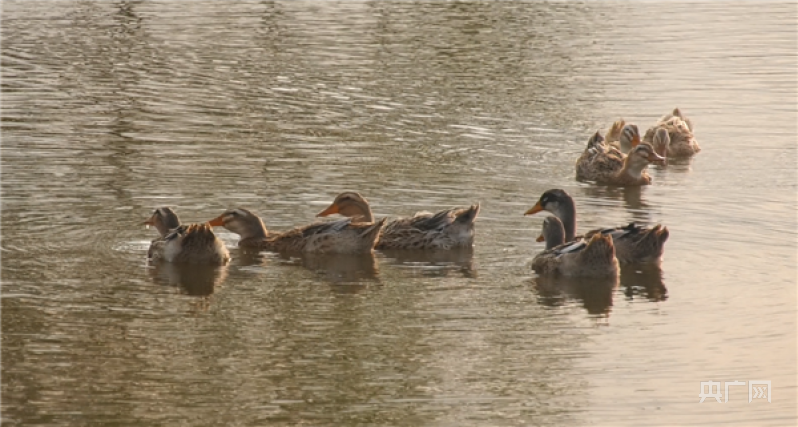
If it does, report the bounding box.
[659,107,694,132]
[574,131,623,175]
[148,223,230,265]
[531,221,619,277]
[525,189,669,263]
[603,119,626,146]
[316,192,480,250]
[576,125,664,186]
[650,127,671,160]
[207,207,385,254]
[643,107,701,156]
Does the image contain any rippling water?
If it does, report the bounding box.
[2,1,796,426]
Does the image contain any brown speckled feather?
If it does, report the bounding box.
[149,223,230,265]
[643,109,700,157]
[376,204,479,250]
[532,234,618,277]
[583,223,669,264]
[243,218,385,254]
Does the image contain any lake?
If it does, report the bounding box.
[2,1,796,426]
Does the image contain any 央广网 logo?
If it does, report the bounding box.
[698,380,771,403]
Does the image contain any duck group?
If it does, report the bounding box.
[142,108,699,280]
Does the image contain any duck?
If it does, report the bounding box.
[531,216,618,277]
[649,127,671,160]
[143,207,182,259]
[660,107,694,132]
[316,192,480,250]
[525,189,669,263]
[575,125,665,186]
[536,215,567,250]
[207,207,385,254]
[643,108,700,157]
[147,223,230,265]
[143,207,181,238]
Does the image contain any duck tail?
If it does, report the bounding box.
[184,223,217,246]
[636,224,669,251]
[585,233,616,262]
[606,119,625,141]
[455,203,480,225]
[587,131,604,149]
[655,225,670,246]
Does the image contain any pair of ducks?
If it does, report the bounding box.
[524,189,670,278]
[575,108,701,186]
[144,194,481,264]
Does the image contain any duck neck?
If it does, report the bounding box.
[554,199,577,242]
[621,157,646,180]
[241,218,269,241]
[545,228,565,250]
[345,202,374,224]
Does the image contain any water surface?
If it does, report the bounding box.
[2,1,796,426]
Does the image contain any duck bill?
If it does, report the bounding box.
[207,215,225,227]
[142,215,156,226]
[524,202,543,216]
[536,234,545,242]
[631,134,641,148]
[648,152,666,164]
[316,203,339,217]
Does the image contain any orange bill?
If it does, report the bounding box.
[536,234,545,242]
[648,151,666,163]
[316,203,339,217]
[631,134,641,148]
[142,215,156,226]
[524,202,543,216]
[207,215,225,227]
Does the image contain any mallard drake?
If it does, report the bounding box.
[576,125,665,186]
[525,189,669,263]
[531,221,618,277]
[148,223,230,265]
[316,192,480,250]
[207,208,385,254]
[643,108,700,157]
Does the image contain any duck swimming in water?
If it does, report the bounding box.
[525,189,669,264]
[531,216,618,277]
[207,207,385,254]
[317,192,479,250]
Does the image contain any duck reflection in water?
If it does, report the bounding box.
[620,263,668,302]
[380,247,476,278]
[233,247,380,292]
[299,252,380,291]
[148,262,229,297]
[532,274,618,319]
[580,185,652,226]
